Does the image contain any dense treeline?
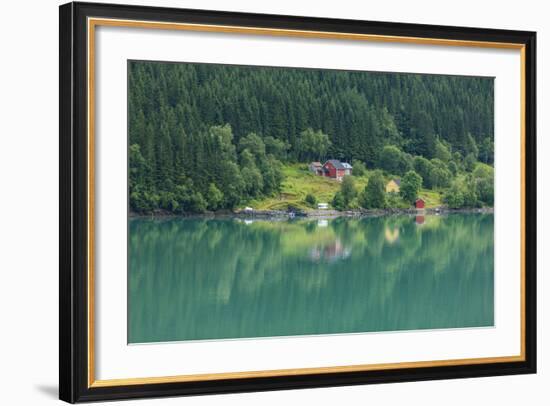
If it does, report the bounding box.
[129,61,494,213]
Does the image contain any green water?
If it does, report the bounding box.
[128,214,494,343]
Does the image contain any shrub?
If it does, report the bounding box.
[305,193,317,207]
[332,192,346,211]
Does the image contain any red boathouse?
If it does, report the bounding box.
[415,198,425,209]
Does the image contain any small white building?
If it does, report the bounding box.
[317,203,329,210]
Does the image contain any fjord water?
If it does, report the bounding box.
[128,214,494,343]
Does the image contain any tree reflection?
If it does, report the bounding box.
[128,214,494,343]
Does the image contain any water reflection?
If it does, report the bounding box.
[309,239,351,263]
[384,226,400,244]
[128,214,494,343]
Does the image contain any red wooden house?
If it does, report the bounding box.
[322,160,352,181]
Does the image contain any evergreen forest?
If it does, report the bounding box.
[128,61,494,214]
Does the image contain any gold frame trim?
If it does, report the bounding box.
[87,17,527,388]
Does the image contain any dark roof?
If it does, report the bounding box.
[393,178,401,186]
[325,159,346,169]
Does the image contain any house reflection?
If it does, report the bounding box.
[309,238,351,263]
[384,227,400,244]
[415,215,425,225]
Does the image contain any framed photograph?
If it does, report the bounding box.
[59,1,536,403]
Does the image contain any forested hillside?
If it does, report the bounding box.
[128,61,494,214]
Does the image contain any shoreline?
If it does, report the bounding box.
[130,207,494,220]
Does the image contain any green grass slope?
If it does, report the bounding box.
[245,163,442,211]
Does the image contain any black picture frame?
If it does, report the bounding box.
[60,1,537,403]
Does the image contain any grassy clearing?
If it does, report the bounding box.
[418,189,443,208]
[245,163,442,210]
[248,163,345,210]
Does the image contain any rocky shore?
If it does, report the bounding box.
[232,207,493,219]
[131,206,493,219]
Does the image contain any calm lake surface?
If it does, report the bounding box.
[128,214,494,343]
